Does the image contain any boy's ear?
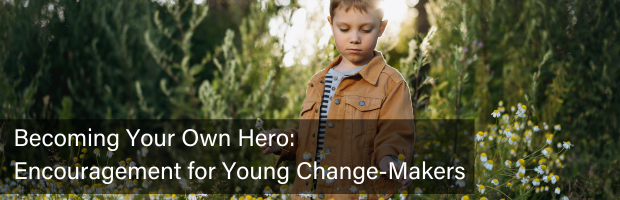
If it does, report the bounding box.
[378,20,388,37]
[327,16,333,26]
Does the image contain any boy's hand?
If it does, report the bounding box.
[258,129,284,155]
[379,156,412,193]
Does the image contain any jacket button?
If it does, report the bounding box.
[334,99,340,104]
[325,147,331,153]
[306,182,308,186]
[315,109,318,113]
[328,122,334,128]
[312,134,315,137]
[334,76,338,80]
[359,101,365,106]
[331,86,335,90]
[319,194,325,199]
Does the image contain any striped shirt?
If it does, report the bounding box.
[315,64,366,164]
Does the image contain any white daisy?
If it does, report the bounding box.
[491,179,499,186]
[532,178,540,186]
[533,126,540,132]
[491,110,500,118]
[349,185,357,193]
[555,187,561,194]
[554,125,561,131]
[505,160,512,168]
[414,187,422,195]
[562,141,573,149]
[303,151,311,160]
[484,160,494,170]
[480,153,487,163]
[476,131,485,141]
[477,184,485,194]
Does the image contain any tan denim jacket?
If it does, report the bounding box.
[276,51,415,200]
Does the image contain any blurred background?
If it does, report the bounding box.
[1,0,619,198]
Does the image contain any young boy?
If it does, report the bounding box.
[260,0,415,199]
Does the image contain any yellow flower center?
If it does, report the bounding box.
[518,159,525,165]
[478,131,484,136]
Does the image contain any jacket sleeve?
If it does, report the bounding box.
[275,128,299,168]
[372,79,415,167]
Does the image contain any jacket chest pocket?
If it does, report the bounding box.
[344,95,382,119]
[299,101,317,141]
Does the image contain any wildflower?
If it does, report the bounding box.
[555,187,561,194]
[480,197,487,200]
[527,120,533,126]
[533,126,540,132]
[532,178,540,186]
[349,185,357,193]
[256,118,264,129]
[319,150,328,160]
[414,187,422,195]
[502,114,510,122]
[557,142,563,148]
[492,179,499,186]
[545,186,549,191]
[73,157,78,162]
[476,131,484,141]
[516,172,524,179]
[563,141,573,149]
[484,160,494,170]
[303,151,311,160]
[553,175,559,184]
[534,165,546,174]
[498,101,503,106]
[491,110,500,118]
[10,160,15,166]
[554,125,561,131]
[518,166,526,174]
[264,186,273,196]
[511,106,516,112]
[506,182,512,188]
[119,161,126,167]
[521,176,530,185]
[509,136,518,145]
[456,179,466,187]
[462,195,470,200]
[543,175,549,183]
[141,147,149,157]
[400,190,408,200]
[542,147,552,158]
[299,191,311,198]
[536,187,540,193]
[106,150,114,158]
[477,184,485,194]
[129,161,136,167]
[480,153,487,163]
[280,185,288,193]
[80,154,85,159]
[561,196,569,200]
[516,159,525,167]
[505,160,512,168]
[93,148,101,157]
[359,190,367,199]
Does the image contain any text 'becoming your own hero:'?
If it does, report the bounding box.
[15,129,293,150]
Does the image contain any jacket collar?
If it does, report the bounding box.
[311,50,386,86]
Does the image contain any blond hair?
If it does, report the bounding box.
[329,0,384,21]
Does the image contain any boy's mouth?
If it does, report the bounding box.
[346,48,362,53]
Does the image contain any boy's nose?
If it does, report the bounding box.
[349,32,361,44]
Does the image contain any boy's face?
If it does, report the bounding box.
[329,7,387,66]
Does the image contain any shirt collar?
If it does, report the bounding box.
[311,50,386,86]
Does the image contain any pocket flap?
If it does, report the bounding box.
[300,101,317,115]
[345,95,382,111]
